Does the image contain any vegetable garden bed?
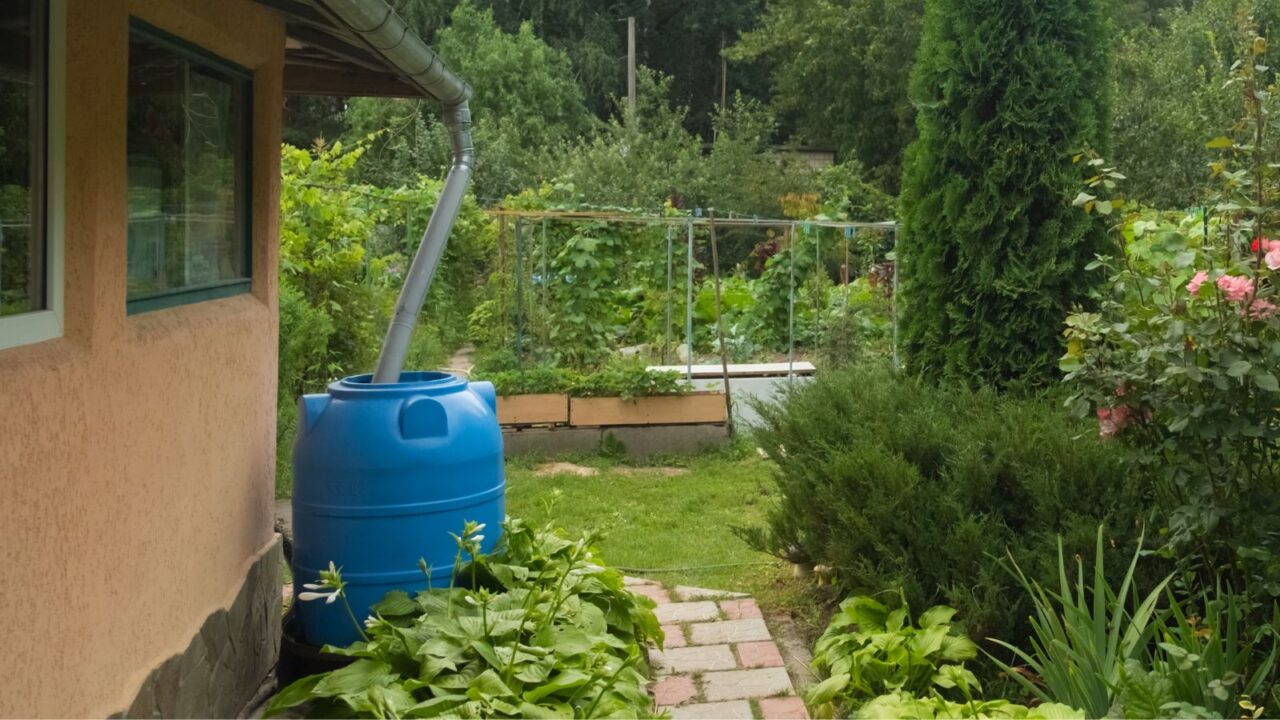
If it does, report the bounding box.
[496,391,727,428]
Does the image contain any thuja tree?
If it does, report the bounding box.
[898,0,1110,386]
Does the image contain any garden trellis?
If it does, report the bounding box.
[485,208,899,382]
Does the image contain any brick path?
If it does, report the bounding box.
[626,577,810,720]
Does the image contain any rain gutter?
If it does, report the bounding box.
[313,0,475,383]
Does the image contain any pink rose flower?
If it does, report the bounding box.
[1186,271,1209,295]
[1217,275,1255,303]
[1267,248,1280,271]
[1244,297,1278,319]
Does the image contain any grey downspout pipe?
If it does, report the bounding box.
[313,0,475,383]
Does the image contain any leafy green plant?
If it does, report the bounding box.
[806,595,978,715]
[267,517,663,719]
[854,690,1083,720]
[990,528,1171,719]
[567,361,689,400]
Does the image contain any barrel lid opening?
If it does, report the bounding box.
[331,371,465,397]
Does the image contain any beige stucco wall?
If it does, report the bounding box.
[0,0,283,716]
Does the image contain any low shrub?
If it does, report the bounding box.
[268,518,662,719]
[745,364,1152,648]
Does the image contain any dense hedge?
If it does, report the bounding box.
[898,0,1110,386]
[746,365,1152,647]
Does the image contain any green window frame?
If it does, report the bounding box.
[125,19,253,315]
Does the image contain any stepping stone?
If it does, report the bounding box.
[666,700,754,719]
[652,644,737,674]
[736,641,785,668]
[651,675,697,706]
[759,696,810,719]
[655,601,720,624]
[720,598,762,620]
[690,618,772,645]
[674,585,749,601]
[624,576,652,586]
[701,667,794,702]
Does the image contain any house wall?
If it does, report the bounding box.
[0,0,284,716]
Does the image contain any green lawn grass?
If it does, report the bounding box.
[505,448,826,629]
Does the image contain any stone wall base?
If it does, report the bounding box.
[114,536,282,719]
[502,424,730,459]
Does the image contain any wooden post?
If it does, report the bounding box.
[708,211,734,436]
[627,17,637,116]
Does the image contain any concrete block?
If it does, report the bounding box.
[502,427,602,457]
[605,424,729,458]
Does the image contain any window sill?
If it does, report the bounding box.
[126,279,252,315]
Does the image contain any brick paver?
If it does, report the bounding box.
[701,668,794,702]
[661,623,687,648]
[655,601,721,624]
[630,576,806,720]
[720,598,763,620]
[667,700,755,719]
[760,696,811,719]
[652,675,698,706]
[652,644,737,674]
[630,583,673,605]
[736,640,785,668]
[689,618,772,645]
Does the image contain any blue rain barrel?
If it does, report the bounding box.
[291,371,504,648]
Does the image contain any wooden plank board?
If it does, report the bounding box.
[647,362,817,379]
[497,394,569,426]
[569,392,727,427]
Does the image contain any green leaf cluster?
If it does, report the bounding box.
[267,517,663,719]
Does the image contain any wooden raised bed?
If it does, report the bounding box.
[569,391,727,427]
[497,393,570,426]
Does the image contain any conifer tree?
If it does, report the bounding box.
[898,0,1109,386]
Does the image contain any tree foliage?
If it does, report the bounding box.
[1111,0,1280,208]
[729,0,923,192]
[899,0,1110,387]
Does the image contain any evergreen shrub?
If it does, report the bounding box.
[746,364,1152,647]
[898,0,1110,386]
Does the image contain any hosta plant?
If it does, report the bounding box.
[806,595,979,717]
[266,518,663,719]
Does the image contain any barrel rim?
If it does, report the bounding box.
[330,371,465,398]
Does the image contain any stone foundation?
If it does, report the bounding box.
[116,537,282,719]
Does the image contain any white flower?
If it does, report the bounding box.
[471,535,485,543]
[297,590,338,604]
[471,523,487,534]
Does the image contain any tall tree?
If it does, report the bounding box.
[898,0,1110,387]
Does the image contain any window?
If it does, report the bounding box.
[126,21,252,314]
[0,0,62,350]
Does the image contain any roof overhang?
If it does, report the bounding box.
[255,0,422,97]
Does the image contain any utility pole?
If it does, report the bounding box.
[720,40,728,112]
[627,16,636,115]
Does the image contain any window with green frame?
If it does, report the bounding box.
[126,20,252,314]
